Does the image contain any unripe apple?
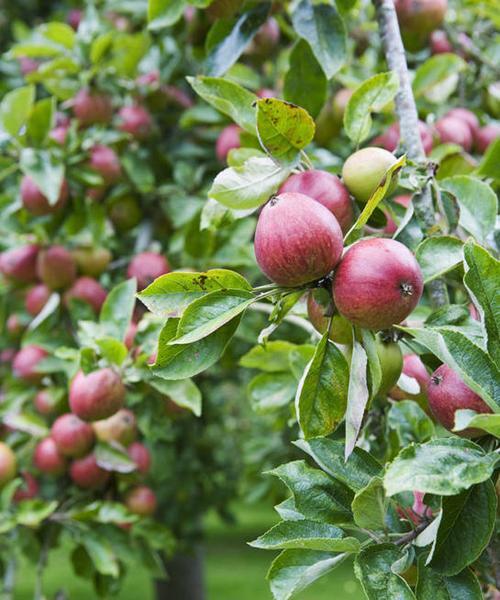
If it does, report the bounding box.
[33,438,66,475]
[72,247,112,277]
[428,364,492,436]
[435,116,473,151]
[390,354,430,401]
[69,368,126,421]
[51,413,95,457]
[395,0,448,52]
[73,89,113,126]
[278,170,353,233]
[216,124,241,162]
[333,238,423,330]
[254,192,343,287]
[93,409,136,446]
[34,388,62,415]
[13,471,39,501]
[108,195,142,231]
[89,145,121,185]
[6,314,24,338]
[429,30,452,53]
[445,108,480,138]
[0,442,16,487]
[70,453,110,489]
[25,284,51,316]
[12,345,48,383]
[36,246,77,290]
[118,105,153,139]
[127,252,170,291]
[125,485,157,516]
[375,335,403,394]
[67,9,82,30]
[65,277,107,314]
[486,82,500,118]
[342,147,398,203]
[306,290,352,345]
[20,175,68,216]
[128,442,151,474]
[475,124,500,154]
[373,121,433,155]
[0,244,39,283]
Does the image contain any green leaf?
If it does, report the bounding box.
[387,400,435,446]
[384,438,498,497]
[187,76,257,134]
[453,409,500,438]
[412,54,466,101]
[440,176,497,242]
[283,40,327,119]
[240,341,299,373]
[148,0,186,30]
[16,499,58,527]
[294,438,381,493]
[19,148,64,205]
[0,85,35,137]
[344,72,399,144]
[248,372,296,414]
[352,476,387,531]
[345,338,369,460]
[2,412,49,437]
[137,269,251,318]
[291,0,347,80]
[82,532,119,577]
[463,240,500,368]
[296,333,349,439]
[416,236,463,283]
[95,442,137,473]
[26,97,55,145]
[476,138,500,180]
[361,329,382,398]
[100,279,136,343]
[354,544,416,600]
[148,377,202,416]
[121,149,155,193]
[95,338,128,366]
[209,156,291,210]
[416,564,483,600]
[250,520,360,552]
[430,480,496,575]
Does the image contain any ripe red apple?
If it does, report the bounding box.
[72,247,112,277]
[34,388,61,415]
[128,442,151,474]
[127,252,170,291]
[429,30,452,53]
[435,116,473,151]
[6,314,24,338]
[216,124,241,162]
[390,354,430,401]
[33,438,66,475]
[20,175,68,216]
[254,192,343,287]
[342,147,398,203]
[25,284,51,316]
[108,195,142,231]
[93,409,136,446]
[36,246,77,290]
[475,124,500,154]
[445,108,479,138]
[13,471,39,501]
[428,364,492,436]
[118,105,153,139]
[373,121,433,155]
[278,170,353,233]
[51,413,95,457]
[89,145,122,185]
[306,290,352,345]
[125,485,157,516]
[0,244,39,283]
[395,0,448,52]
[137,70,160,88]
[73,89,113,126]
[12,345,48,383]
[69,368,126,421]
[70,453,110,489]
[333,238,423,330]
[0,442,16,487]
[376,335,403,394]
[65,277,107,314]
[49,126,69,147]
[67,9,82,30]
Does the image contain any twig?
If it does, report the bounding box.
[395,519,431,546]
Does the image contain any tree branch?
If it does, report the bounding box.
[395,518,431,546]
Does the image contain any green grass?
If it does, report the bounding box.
[14,503,364,599]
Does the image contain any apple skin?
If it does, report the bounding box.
[108,195,142,231]
[373,121,433,155]
[254,192,343,287]
[72,247,112,277]
[0,442,17,487]
[429,30,452,53]
[118,105,153,139]
[33,438,66,476]
[50,125,69,145]
[124,322,138,350]
[67,9,82,30]
[51,414,95,457]
[395,0,448,52]
[93,409,136,446]
[125,485,157,516]
[20,176,68,216]
[69,368,126,422]
[34,388,61,416]
[36,246,77,290]
[342,147,398,203]
[390,354,430,402]
[128,442,151,474]
[127,252,170,291]
[216,124,241,162]
[332,238,423,330]
[445,108,480,138]
[64,277,107,314]
[278,170,354,234]
[6,314,24,338]
[428,364,492,436]
[73,89,113,126]
[13,471,39,501]
[376,335,403,394]
[25,284,51,316]
[475,124,500,154]
[89,145,122,185]
[0,244,39,283]
[306,290,352,345]
[435,116,473,151]
[70,453,110,489]
[12,345,48,383]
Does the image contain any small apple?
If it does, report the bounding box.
[72,247,112,277]
[34,388,62,416]
[25,284,51,316]
[33,438,66,476]
[118,105,153,139]
[0,245,39,283]
[64,277,107,314]
[216,124,241,162]
[73,89,113,126]
[125,485,157,516]
[51,413,95,457]
[108,195,142,231]
[69,368,126,421]
[128,442,151,474]
[70,453,110,489]
[435,116,473,151]
[475,124,500,154]
[89,145,122,185]
[12,345,48,383]
[127,252,170,291]
[93,409,136,446]
[390,354,430,402]
[36,246,77,290]
[395,0,448,52]
[342,147,398,203]
[20,176,68,216]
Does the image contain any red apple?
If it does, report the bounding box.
[20,175,68,216]
[435,116,473,151]
[25,284,51,316]
[127,442,151,474]
[216,124,241,162]
[34,388,61,415]
[0,442,16,486]
[254,192,343,287]
[73,89,113,126]
[13,471,39,501]
[390,354,430,401]
[373,121,433,155]
[70,453,110,489]
[50,125,69,145]
[125,485,157,516]
[127,252,170,291]
[332,238,423,330]
[342,147,398,203]
[67,9,82,30]
[429,30,452,54]
[89,145,121,185]
[12,345,48,383]
[51,413,95,457]
[65,277,107,314]
[6,314,24,338]
[36,246,77,290]
[33,438,66,475]
[0,245,39,283]
[93,409,136,446]
[395,0,448,52]
[118,105,153,139]
[445,108,480,138]
[69,368,126,421]
[475,124,500,154]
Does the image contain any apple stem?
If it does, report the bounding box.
[373,0,449,309]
